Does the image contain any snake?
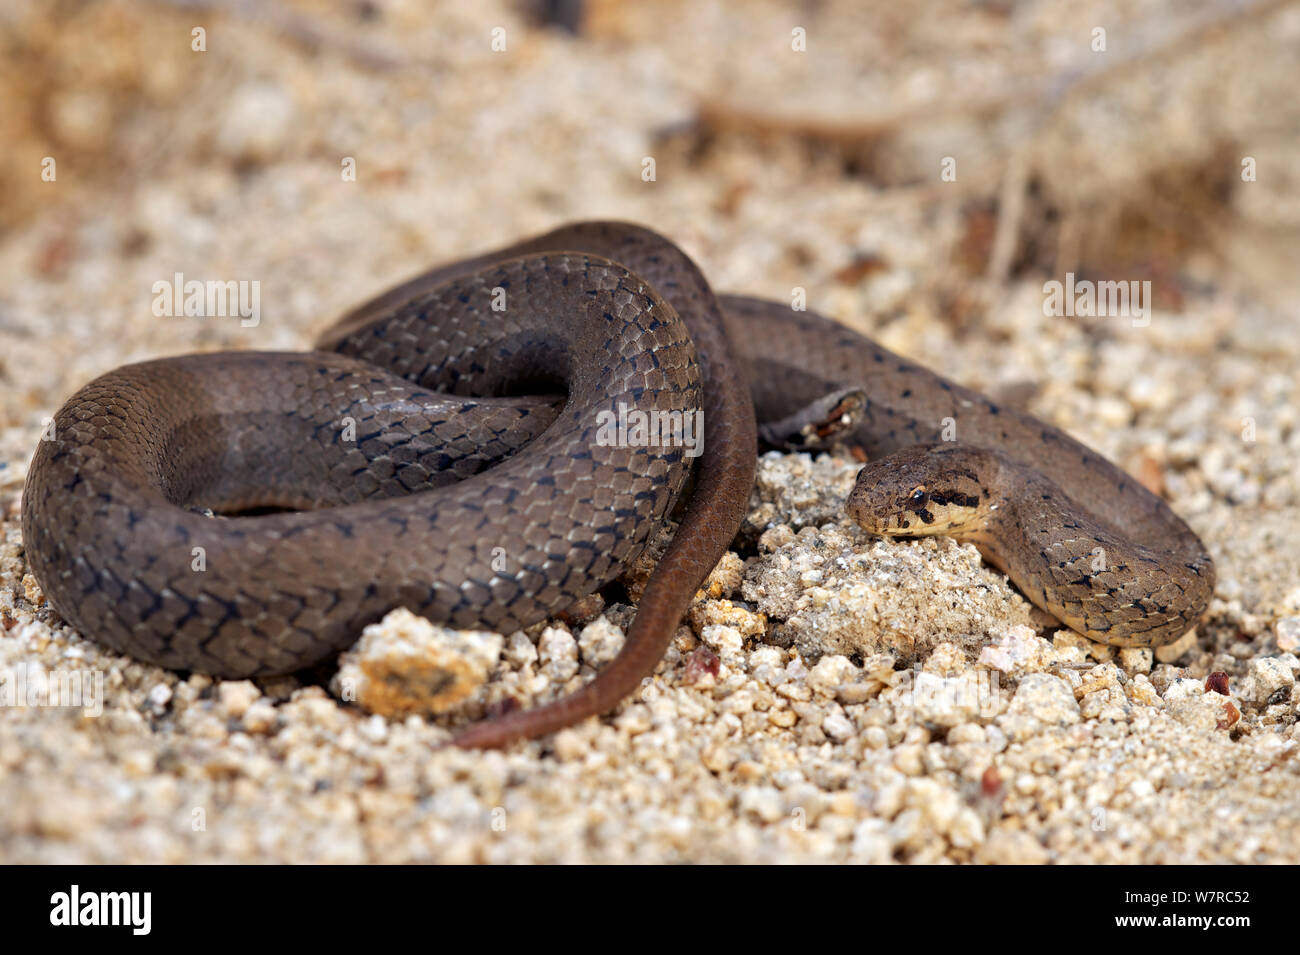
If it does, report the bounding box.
[21,221,1214,749]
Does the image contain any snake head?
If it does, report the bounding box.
[846,443,996,538]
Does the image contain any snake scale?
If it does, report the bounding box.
[22,221,1214,748]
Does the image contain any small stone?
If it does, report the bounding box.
[22,574,43,606]
[1078,691,1108,720]
[1005,673,1081,727]
[850,819,893,864]
[701,552,745,598]
[241,699,279,735]
[806,654,860,697]
[758,525,796,552]
[863,726,889,749]
[359,714,388,743]
[997,713,1041,742]
[217,81,296,163]
[1075,663,1122,700]
[923,641,969,676]
[701,745,734,774]
[1205,671,1231,696]
[614,704,652,735]
[690,599,767,638]
[552,728,589,761]
[1149,664,1182,695]
[333,608,503,718]
[768,707,797,728]
[1126,674,1160,706]
[836,682,878,705]
[947,722,985,744]
[1164,678,1205,702]
[892,744,925,776]
[775,678,811,702]
[217,680,260,719]
[577,617,624,667]
[700,624,745,666]
[738,786,784,823]
[1168,689,1241,732]
[949,807,985,849]
[1052,630,1094,655]
[977,829,1050,864]
[749,645,785,672]
[504,630,538,667]
[1118,647,1153,674]
[682,646,721,686]
[910,671,987,727]
[1086,643,1115,664]
[979,625,1057,676]
[146,683,172,709]
[1238,657,1295,705]
[981,765,1004,796]
[1277,616,1300,653]
[822,711,856,741]
[984,725,1009,752]
[538,627,579,683]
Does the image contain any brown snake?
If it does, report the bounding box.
[22,222,1214,748]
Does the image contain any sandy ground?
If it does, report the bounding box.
[1,0,1298,862]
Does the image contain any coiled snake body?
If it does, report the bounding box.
[22,222,1214,748]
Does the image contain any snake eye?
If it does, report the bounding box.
[908,485,928,507]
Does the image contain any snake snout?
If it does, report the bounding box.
[847,444,995,538]
[845,455,924,536]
